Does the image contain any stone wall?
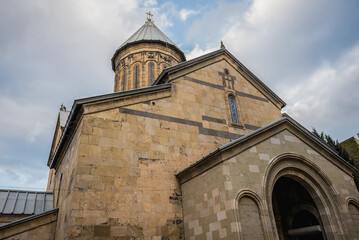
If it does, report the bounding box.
[180,126,359,239]
[0,215,30,227]
[0,210,57,240]
[52,121,83,240]
[50,53,284,239]
[113,42,184,92]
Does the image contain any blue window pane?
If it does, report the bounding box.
[122,70,126,91]
[135,66,138,89]
[229,95,240,124]
[150,64,153,85]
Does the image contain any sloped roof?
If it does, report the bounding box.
[153,48,286,109]
[0,190,54,215]
[120,20,176,47]
[111,20,186,70]
[176,114,356,183]
[48,84,172,168]
[0,208,58,232]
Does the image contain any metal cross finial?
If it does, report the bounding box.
[60,103,66,111]
[146,11,153,21]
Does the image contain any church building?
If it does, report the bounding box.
[1,15,359,240]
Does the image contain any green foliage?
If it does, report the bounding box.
[312,128,359,191]
[341,137,359,164]
[312,128,352,164]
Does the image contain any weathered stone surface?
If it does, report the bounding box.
[0,210,57,240]
[94,225,110,237]
[180,128,359,239]
[49,53,284,239]
[37,24,359,239]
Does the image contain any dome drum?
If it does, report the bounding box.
[111,19,186,92]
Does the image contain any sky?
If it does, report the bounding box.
[0,0,358,191]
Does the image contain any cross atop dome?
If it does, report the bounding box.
[146,11,153,22]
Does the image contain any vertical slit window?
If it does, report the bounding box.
[114,76,118,91]
[135,65,138,89]
[150,64,153,85]
[229,95,240,124]
[122,70,126,91]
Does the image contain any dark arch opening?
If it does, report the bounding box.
[272,177,326,240]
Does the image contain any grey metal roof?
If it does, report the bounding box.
[120,20,176,47]
[111,20,186,71]
[0,190,54,215]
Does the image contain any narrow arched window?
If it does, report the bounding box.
[134,65,138,89]
[114,75,118,91]
[228,95,240,124]
[122,70,126,91]
[149,63,153,85]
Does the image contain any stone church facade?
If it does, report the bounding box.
[1,17,359,239]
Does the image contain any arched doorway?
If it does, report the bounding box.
[272,177,326,240]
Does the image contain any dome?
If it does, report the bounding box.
[120,20,176,48]
[111,19,186,71]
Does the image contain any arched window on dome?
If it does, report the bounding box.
[149,63,154,85]
[122,69,126,91]
[228,94,240,124]
[134,65,139,89]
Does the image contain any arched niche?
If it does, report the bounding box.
[235,190,269,240]
[347,198,359,237]
[263,153,349,240]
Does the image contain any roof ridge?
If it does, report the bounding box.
[153,48,286,108]
[176,115,356,181]
[119,20,176,48]
[0,208,59,231]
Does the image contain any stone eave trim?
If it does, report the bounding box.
[0,208,58,231]
[48,84,172,169]
[111,40,186,71]
[176,114,356,184]
[154,48,286,109]
[46,113,61,166]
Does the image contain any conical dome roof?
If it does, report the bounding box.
[120,20,176,47]
[111,20,186,71]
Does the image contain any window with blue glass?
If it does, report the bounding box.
[122,70,126,91]
[228,95,240,124]
[134,65,138,89]
[149,63,153,85]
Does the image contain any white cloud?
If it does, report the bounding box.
[186,44,217,60]
[0,0,358,190]
[141,0,157,8]
[179,9,198,22]
[282,44,359,140]
[0,97,53,143]
[0,0,148,189]
[184,0,359,140]
[0,164,48,191]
